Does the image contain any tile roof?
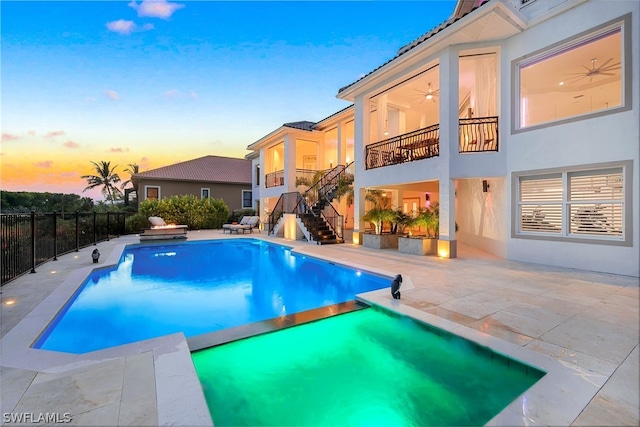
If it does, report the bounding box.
[312,104,354,129]
[133,155,251,184]
[337,0,491,94]
[283,121,316,131]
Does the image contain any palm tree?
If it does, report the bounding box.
[81,161,122,205]
[120,163,139,191]
[363,189,396,234]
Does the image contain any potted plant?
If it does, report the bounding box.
[398,204,439,256]
[361,190,401,249]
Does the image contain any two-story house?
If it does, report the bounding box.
[333,0,638,277]
[247,106,355,243]
[249,0,638,277]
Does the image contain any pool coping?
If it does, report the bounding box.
[0,237,604,426]
[357,289,606,426]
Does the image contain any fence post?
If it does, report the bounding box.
[93,212,97,245]
[116,212,121,237]
[30,210,36,274]
[53,212,58,261]
[106,212,110,241]
[75,211,80,252]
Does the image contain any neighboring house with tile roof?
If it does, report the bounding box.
[132,155,253,212]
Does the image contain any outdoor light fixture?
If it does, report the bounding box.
[483,180,490,192]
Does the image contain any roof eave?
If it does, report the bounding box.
[337,1,526,102]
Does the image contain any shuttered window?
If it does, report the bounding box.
[519,175,563,233]
[568,170,623,237]
[517,167,625,241]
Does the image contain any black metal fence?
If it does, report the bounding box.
[1,211,137,285]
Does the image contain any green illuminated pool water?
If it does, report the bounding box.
[192,307,544,426]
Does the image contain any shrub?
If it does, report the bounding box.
[125,213,150,234]
[228,208,256,223]
[136,195,229,230]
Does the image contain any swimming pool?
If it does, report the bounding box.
[192,306,545,426]
[34,239,390,354]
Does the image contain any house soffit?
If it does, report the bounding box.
[337,2,526,101]
[246,126,317,152]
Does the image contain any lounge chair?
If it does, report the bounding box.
[148,216,188,229]
[140,216,188,241]
[222,216,251,233]
[224,216,260,234]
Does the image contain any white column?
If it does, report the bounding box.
[283,134,296,190]
[437,47,459,258]
[352,95,367,243]
[337,121,345,165]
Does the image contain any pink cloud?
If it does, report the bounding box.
[46,131,65,138]
[59,171,78,178]
[106,19,136,35]
[104,90,120,100]
[64,141,79,148]
[34,161,54,168]
[164,89,180,98]
[2,133,21,141]
[109,147,130,153]
[129,0,184,19]
[28,130,36,137]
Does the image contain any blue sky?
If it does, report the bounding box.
[1,0,456,200]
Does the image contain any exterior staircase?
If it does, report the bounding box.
[267,163,353,244]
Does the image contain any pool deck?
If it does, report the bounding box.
[1,230,638,426]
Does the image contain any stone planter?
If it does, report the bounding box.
[398,236,437,255]
[362,233,400,249]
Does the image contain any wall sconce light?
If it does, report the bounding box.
[482,180,490,193]
[425,193,430,202]
[329,160,333,168]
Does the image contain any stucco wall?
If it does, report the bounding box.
[138,179,252,212]
[503,0,640,277]
[456,177,507,258]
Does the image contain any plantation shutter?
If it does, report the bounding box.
[519,175,563,233]
[568,169,624,237]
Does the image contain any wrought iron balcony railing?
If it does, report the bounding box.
[365,117,499,170]
[459,116,499,153]
[365,124,440,170]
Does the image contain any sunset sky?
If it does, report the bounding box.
[1,0,456,201]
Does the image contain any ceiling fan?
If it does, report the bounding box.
[412,82,439,103]
[564,58,621,85]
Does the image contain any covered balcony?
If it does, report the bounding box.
[366,51,498,170]
[365,117,498,170]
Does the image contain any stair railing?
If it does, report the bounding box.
[267,192,307,234]
[319,202,344,241]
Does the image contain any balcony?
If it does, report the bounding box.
[265,170,284,188]
[459,116,499,153]
[365,117,498,170]
[366,124,440,170]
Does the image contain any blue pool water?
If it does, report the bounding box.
[34,239,390,354]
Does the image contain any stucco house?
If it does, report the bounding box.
[249,0,639,277]
[132,155,253,212]
[246,108,355,243]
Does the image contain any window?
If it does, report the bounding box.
[145,186,160,200]
[515,164,629,244]
[242,190,252,208]
[515,18,627,130]
[201,188,210,199]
